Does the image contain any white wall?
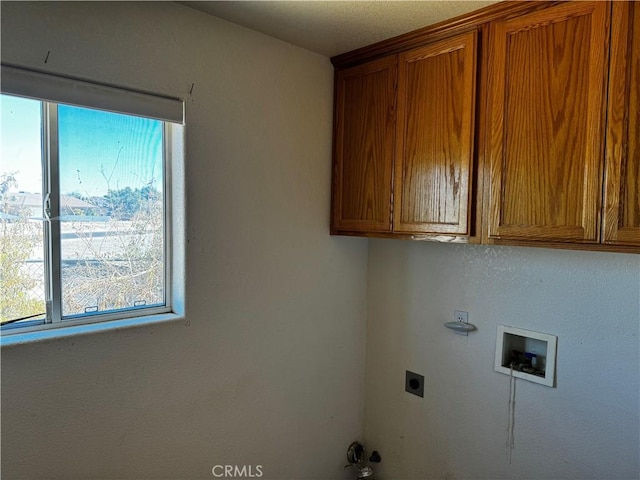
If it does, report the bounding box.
[0,2,367,479]
[364,240,640,480]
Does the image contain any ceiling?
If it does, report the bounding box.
[181,1,498,58]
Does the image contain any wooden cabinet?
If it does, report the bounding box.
[484,1,610,244]
[394,32,477,235]
[603,1,640,246]
[332,31,479,238]
[332,56,396,233]
[331,0,639,253]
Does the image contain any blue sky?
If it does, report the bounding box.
[1,95,42,193]
[1,94,163,197]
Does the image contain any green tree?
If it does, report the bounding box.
[101,185,161,220]
[0,172,45,323]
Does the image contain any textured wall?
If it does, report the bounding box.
[365,240,640,480]
[1,2,367,479]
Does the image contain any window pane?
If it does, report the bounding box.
[0,95,47,325]
[57,105,164,318]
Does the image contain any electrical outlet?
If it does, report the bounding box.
[405,370,424,397]
[453,310,469,335]
[454,310,468,323]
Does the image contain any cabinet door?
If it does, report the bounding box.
[332,56,397,233]
[486,2,610,243]
[603,2,640,246]
[394,31,477,235]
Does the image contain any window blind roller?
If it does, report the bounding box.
[1,64,184,124]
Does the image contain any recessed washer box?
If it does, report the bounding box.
[494,325,557,387]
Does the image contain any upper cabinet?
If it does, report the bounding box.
[331,0,639,253]
[394,32,477,235]
[332,56,396,233]
[484,1,610,244]
[603,1,640,246]
[332,31,480,238]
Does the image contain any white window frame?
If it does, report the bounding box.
[1,64,186,342]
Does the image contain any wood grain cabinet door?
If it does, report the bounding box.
[603,2,640,246]
[332,56,397,233]
[485,2,610,243]
[394,31,478,235]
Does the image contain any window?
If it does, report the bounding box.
[1,65,184,336]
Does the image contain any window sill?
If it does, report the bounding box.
[0,312,184,347]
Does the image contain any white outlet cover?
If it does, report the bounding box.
[453,310,469,335]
